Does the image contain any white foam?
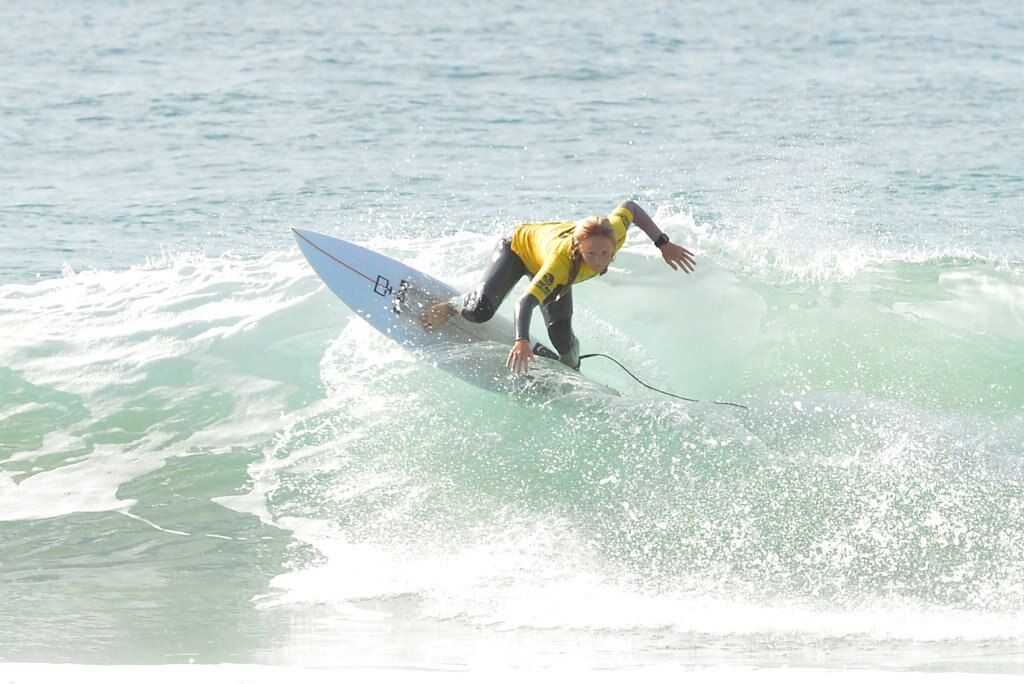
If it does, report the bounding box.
[0,250,318,394]
[255,498,1024,642]
[0,438,167,521]
[7,428,88,464]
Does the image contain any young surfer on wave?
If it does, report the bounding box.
[420,201,696,374]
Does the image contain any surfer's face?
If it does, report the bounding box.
[578,235,615,274]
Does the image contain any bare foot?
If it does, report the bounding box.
[420,301,454,332]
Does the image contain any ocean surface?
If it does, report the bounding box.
[2,0,1022,680]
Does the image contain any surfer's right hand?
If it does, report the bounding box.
[506,338,535,375]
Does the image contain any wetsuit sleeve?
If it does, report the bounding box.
[619,200,666,243]
[524,253,569,303]
[514,292,540,341]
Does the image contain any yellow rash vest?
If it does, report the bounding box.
[510,205,634,303]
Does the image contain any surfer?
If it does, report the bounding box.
[420,201,696,374]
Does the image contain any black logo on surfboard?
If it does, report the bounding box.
[373,275,393,297]
[374,275,411,314]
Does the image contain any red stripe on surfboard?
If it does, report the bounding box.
[293,229,491,343]
[293,228,378,287]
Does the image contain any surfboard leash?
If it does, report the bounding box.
[579,353,749,410]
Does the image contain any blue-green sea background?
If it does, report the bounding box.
[2,0,1022,673]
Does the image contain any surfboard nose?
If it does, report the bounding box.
[292,228,328,259]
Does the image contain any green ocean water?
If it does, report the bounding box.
[1,0,1023,675]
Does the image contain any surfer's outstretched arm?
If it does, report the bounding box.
[619,200,696,273]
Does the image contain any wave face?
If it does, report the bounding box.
[3,225,1021,664]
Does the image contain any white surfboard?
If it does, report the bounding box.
[292,228,616,397]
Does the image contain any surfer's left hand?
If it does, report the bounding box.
[660,242,696,273]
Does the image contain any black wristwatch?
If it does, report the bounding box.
[654,233,670,248]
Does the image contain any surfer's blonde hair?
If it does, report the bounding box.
[565,216,615,288]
